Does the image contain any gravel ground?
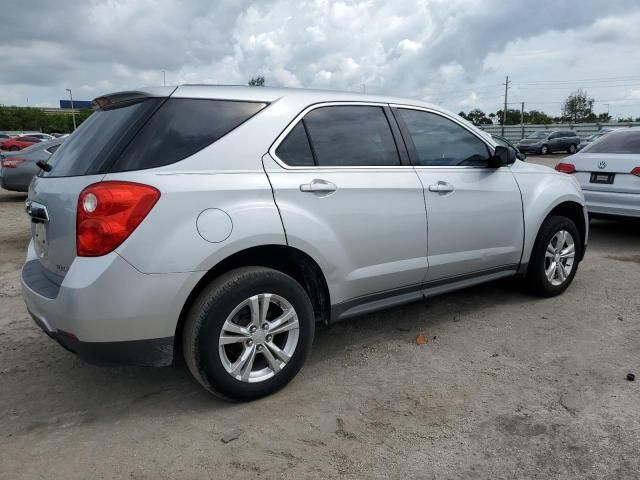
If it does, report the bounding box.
[1,160,639,479]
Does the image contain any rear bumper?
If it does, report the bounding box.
[29,310,174,366]
[21,241,204,366]
[583,190,640,218]
[517,145,541,154]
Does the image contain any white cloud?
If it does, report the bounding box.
[0,0,639,118]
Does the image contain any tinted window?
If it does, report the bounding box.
[275,121,314,166]
[46,144,60,154]
[43,99,160,177]
[397,109,490,166]
[584,131,640,154]
[111,99,266,172]
[302,106,400,166]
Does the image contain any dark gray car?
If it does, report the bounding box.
[517,130,581,155]
[0,138,63,192]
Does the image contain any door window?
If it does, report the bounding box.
[302,106,401,167]
[396,109,490,166]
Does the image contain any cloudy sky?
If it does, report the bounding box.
[3,0,640,118]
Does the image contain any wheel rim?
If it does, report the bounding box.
[544,230,575,286]
[218,293,299,383]
[570,145,576,153]
[541,146,548,154]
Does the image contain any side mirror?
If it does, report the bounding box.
[516,151,526,161]
[490,145,516,167]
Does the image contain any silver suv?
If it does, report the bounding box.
[22,86,588,400]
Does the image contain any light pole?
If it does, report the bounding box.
[66,88,77,131]
[162,70,166,86]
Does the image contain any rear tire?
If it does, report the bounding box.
[526,215,581,297]
[568,144,577,154]
[9,146,19,151]
[183,267,315,401]
[540,145,549,155]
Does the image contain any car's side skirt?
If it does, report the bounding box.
[330,264,519,323]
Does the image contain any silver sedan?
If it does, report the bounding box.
[0,138,64,192]
[555,128,640,218]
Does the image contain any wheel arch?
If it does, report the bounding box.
[547,201,587,260]
[174,244,331,355]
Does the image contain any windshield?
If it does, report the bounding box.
[526,131,549,139]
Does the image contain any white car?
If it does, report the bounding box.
[556,128,640,218]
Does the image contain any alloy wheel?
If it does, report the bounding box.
[218,293,299,383]
[544,230,575,286]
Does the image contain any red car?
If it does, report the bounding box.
[0,136,42,151]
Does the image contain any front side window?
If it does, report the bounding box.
[396,109,490,166]
[301,106,400,167]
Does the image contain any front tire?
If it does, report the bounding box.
[526,215,581,297]
[9,146,19,151]
[568,144,577,154]
[540,145,549,155]
[183,267,315,401]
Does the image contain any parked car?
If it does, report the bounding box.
[1,138,64,192]
[517,130,581,155]
[1,136,43,151]
[26,133,55,141]
[556,128,640,218]
[491,134,526,161]
[22,86,588,400]
[576,128,613,151]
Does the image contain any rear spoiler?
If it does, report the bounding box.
[92,86,177,110]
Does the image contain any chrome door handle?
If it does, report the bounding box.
[300,179,337,193]
[428,181,454,193]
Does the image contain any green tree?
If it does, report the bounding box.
[0,106,92,133]
[465,108,493,126]
[525,110,553,125]
[562,88,594,123]
[248,76,265,87]
[495,109,522,125]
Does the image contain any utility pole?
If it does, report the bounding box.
[66,88,76,131]
[520,101,525,140]
[502,75,509,136]
[162,70,166,86]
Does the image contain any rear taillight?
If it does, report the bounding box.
[1,157,26,168]
[76,181,160,257]
[555,162,576,174]
[631,167,640,177]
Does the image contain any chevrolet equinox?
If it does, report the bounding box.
[22,86,588,400]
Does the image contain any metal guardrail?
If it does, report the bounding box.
[479,122,640,143]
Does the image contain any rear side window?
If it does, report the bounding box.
[302,106,400,167]
[42,99,160,177]
[275,122,315,166]
[396,109,490,166]
[43,98,266,177]
[584,131,640,154]
[111,99,266,172]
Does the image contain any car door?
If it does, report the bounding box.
[264,103,428,307]
[392,106,524,282]
[548,132,564,152]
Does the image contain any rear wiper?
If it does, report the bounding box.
[36,160,52,172]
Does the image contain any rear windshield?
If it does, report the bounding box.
[42,98,266,177]
[583,130,640,154]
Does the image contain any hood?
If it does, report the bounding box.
[510,159,556,174]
